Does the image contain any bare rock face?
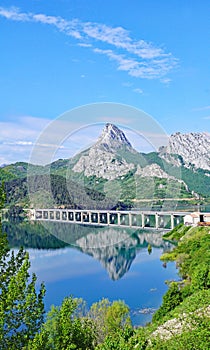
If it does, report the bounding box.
[96,123,134,152]
[136,164,172,178]
[159,132,210,170]
[135,163,189,192]
[72,123,136,180]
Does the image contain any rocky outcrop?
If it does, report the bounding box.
[159,132,210,170]
[135,163,189,191]
[73,147,135,180]
[151,305,210,341]
[136,164,174,179]
[72,123,136,180]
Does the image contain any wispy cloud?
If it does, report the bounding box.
[0,6,178,81]
[0,116,52,164]
[0,6,29,21]
[3,141,33,146]
[3,140,65,149]
[78,43,92,48]
[0,115,100,164]
[133,88,143,94]
[82,22,166,60]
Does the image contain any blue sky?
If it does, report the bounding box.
[1,0,210,164]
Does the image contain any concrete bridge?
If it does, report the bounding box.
[30,208,191,230]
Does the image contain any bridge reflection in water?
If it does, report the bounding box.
[31,209,191,230]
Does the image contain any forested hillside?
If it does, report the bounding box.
[1,156,208,210]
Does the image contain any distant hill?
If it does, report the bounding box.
[1,124,210,209]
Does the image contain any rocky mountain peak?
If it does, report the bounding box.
[159,132,210,170]
[72,123,136,180]
[95,123,134,152]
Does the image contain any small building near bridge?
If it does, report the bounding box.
[184,212,210,226]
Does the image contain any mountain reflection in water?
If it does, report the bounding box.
[3,220,177,325]
[3,220,173,281]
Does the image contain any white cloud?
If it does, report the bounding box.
[78,43,92,48]
[37,142,65,149]
[2,140,65,149]
[0,6,178,81]
[83,22,168,61]
[33,13,60,25]
[0,6,29,21]
[93,48,173,79]
[0,116,50,140]
[133,88,143,94]
[0,115,100,164]
[3,141,33,146]
[0,116,53,164]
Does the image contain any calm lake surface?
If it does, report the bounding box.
[4,220,178,326]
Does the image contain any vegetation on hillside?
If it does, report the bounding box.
[2,146,210,210]
[145,152,210,197]
[2,174,115,209]
[0,157,199,210]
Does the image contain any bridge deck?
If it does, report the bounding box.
[31,208,192,230]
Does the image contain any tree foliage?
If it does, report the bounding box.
[0,185,45,349]
[88,298,131,344]
[28,296,96,349]
[152,282,183,322]
[28,297,131,349]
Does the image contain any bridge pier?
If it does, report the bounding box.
[129,212,132,227]
[171,214,174,230]
[155,214,159,229]
[68,211,74,222]
[117,212,121,226]
[142,213,145,228]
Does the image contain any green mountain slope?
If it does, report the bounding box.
[144,152,210,197]
[1,151,209,209]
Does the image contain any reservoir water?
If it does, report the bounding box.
[3,220,178,326]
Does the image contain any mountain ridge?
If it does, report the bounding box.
[159,131,210,170]
[1,125,210,208]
